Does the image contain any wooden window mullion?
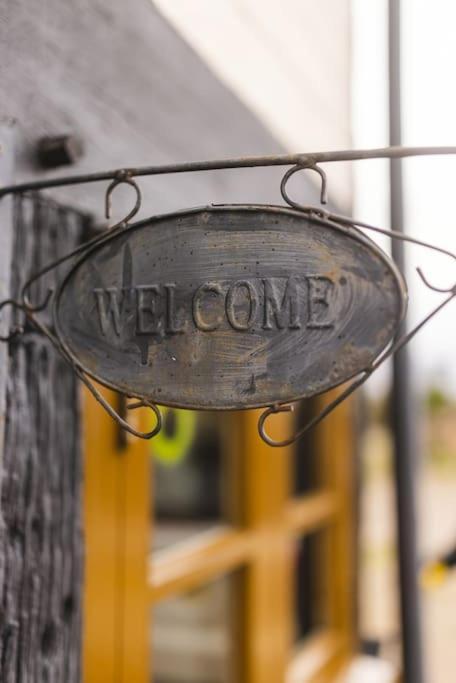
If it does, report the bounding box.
[239,408,294,683]
[315,393,356,652]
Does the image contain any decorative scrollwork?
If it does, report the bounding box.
[0,176,164,440]
[77,372,162,440]
[105,170,142,225]
[280,163,328,214]
[0,147,454,445]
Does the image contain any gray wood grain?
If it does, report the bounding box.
[0,194,88,682]
[0,121,15,482]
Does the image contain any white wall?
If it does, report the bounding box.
[153,0,353,212]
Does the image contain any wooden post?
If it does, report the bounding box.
[0,120,15,461]
[0,191,88,681]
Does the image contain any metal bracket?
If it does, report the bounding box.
[0,146,454,446]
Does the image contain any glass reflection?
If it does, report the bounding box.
[294,531,329,641]
[153,576,236,683]
[293,400,322,496]
[151,409,229,551]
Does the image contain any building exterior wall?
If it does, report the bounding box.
[153,0,353,212]
[0,0,328,221]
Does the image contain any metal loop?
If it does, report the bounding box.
[77,368,162,440]
[257,404,295,447]
[8,311,162,440]
[19,175,142,314]
[258,372,367,448]
[105,172,142,226]
[126,398,163,439]
[1,174,143,343]
[257,284,456,447]
[280,163,328,214]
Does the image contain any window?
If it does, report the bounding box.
[83,388,356,682]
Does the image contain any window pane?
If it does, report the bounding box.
[294,531,330,640]
[151,410,235,551]
[152,576,237,683]
[293,400,322,496]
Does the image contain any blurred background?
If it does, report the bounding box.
[146,2,456,682]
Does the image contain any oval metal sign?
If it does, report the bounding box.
[54,205,407,409]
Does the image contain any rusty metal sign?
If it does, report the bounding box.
[53,205,407,410]
[1,146,453,444]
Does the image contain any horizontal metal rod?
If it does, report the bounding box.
[1,145,456,197]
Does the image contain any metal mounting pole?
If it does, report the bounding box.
[389,3,425,682]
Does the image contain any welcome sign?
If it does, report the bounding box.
[54,205,407,410]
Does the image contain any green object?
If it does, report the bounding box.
[150,408,197,466]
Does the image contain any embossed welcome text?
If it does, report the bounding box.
[93,276,336,337]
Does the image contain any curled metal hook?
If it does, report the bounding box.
[257,404,295,447]
[9,310,163,440]
[416,267,456,294]
[18,175,143,315]
[77,368,162,439]
[258,285,456,447]
[280,163,328,214]
[324,212,456,294]
[127,397,163,439]
[258,372,369,448]
[257,205,456,448]
[126,398,163,439]
[105,171,142,226]
[0,175,144,348]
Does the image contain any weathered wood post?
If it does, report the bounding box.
[0,130,89,679]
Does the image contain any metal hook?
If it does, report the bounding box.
[416,267,456,294]
[257,404,295,447]
[105,171,142,226]
[1,299,163,440]
[280,163,328,214]
[324,211,456,295]
[76,368,162,440]
[0,174,144,344]
[257,207,456,448]
[258,373,367,448]
[258,284,456,447]
[18,175,143,316]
